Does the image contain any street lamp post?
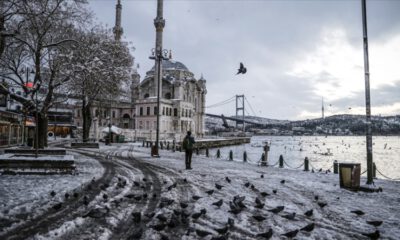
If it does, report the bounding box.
[149,48,169,157]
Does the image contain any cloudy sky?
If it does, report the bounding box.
[88,0,400,120]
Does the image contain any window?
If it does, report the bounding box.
[165,92,171,99]
[154,106,158,115]
[147,107,150,115]
[162,107,165,115]
[144,93,149,98]
[139,121,143,129]
[189,110,192,118]
[77,109,80,118]
[174,108,178,117]
[112,111,115,118]
[140,107,143,116]
[169,108,172,116]
[95,109,99,117]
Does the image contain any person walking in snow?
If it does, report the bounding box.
[182,131,195,170]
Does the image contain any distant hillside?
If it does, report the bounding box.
[205,114,400,135]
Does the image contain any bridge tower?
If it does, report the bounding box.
[236,95,245,131]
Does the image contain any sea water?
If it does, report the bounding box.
[208,135,400,180]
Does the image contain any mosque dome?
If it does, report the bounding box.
[150,60,189,72]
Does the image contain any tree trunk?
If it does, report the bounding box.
[38,112,48,148]
[82,102,92,142]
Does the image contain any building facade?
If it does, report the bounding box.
[133,59,207,140]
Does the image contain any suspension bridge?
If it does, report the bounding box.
[205,95,265,129]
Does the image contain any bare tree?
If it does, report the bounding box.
[0,0,89,148]
[66,26,133,142]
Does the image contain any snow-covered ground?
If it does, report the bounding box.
[0,142,399,239]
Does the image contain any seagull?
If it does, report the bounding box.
[50,191,56,197]
[261,174,264,178]
[280,180,285,184]
[237,62,247,74]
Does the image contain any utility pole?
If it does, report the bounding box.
[361,0,373,184]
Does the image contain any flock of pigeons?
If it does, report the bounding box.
[46,168,383,239]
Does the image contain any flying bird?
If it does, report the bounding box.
[237,62,247,74]
[260,192,270,197]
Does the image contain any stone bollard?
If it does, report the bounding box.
[260,153,265,166]
[279,155,284,168]
[217,149,221,158]
[304,157,309,171]
[229,150,233,161]
[243,151,247,162]
[333,160,339,174]
[206,148,209,157]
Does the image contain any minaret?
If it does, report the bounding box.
[321,97,325,119]
[113,0,123,41]
[153,0,165,97]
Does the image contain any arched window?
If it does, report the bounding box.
[165,92,171,99]
[144,93,149,99]
[123,113,130,119]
